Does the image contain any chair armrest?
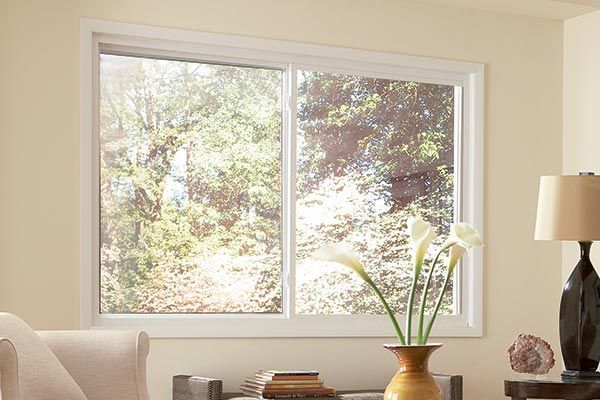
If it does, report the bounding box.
[173,375,223,400]
[432,373,463,400]
[37,330,150,400]
[0,337,19,400]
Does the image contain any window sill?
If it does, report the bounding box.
[87,313,482,338]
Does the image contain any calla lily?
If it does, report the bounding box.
[405,217,436,345]
[315,220,482,346]
[448,243,468,273]
[422,239,480,343]
[449,222,483,249]
[314,243,406,345]
[314,243,369,281]
[407,217,437,270]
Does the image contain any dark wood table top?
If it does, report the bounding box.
[505,378,600,399]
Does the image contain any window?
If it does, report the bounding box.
[81,19,483,337]
[99,54,284,314]
[295,70,456,316]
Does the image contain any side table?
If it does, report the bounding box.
[505,378,600,399]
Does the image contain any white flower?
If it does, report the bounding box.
[407,217,437,269]
[314,243,369,281]
[448,244,467,272]
[449,222,483,249]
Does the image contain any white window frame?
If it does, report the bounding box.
[80,18,484,338]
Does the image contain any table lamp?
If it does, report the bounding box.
[535,172,600,379]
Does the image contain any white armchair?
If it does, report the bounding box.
[0,313,150,400]
[0,337,19,400]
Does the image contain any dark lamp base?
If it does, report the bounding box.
[561,370,600,380]
[559,241,600,381]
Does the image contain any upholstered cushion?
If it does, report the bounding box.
[0,337,19,400]
[38,330,150,400]
[0,313,87,400]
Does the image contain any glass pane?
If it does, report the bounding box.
[99,54,283,314]
[296,69,456,315]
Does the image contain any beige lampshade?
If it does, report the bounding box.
[535,175,600,241]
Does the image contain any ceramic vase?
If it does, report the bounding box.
[383,344,443,400]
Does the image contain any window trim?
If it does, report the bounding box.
[80,18,484,338]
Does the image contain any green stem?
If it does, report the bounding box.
[423,270,453,343]
[405,261,421,345]
[366,278,406,345]
[417,242,455,344]
[416,243,454,345]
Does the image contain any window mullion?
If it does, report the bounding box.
[283,64,298,319]
[453,85,464,316]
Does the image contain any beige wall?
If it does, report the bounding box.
[0,1,564,399]
[563,10,600,275]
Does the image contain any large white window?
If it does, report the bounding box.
[81,19,484,338]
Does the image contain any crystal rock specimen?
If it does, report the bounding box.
[507,334,555,375]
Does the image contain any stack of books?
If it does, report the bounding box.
[240,370,336,399]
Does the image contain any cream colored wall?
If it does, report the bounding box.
[563,11,600,276]
[0,1,563,399]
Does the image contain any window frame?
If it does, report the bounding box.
[80,18,484,338]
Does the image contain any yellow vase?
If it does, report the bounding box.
[383,344,443,400]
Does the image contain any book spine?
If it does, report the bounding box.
[261,371,320,377]
[245,385,323,390]
[250,379,324,385]
[257,375,320,381]
[241,391,261,398]
[263,385,323,390]
[261,393,335,399]
[240,386,262,393]
[260,389,335,396]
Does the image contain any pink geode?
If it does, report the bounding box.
[507,334,555,375]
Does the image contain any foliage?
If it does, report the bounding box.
[295,70,454,315]
[99,55,456,315]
